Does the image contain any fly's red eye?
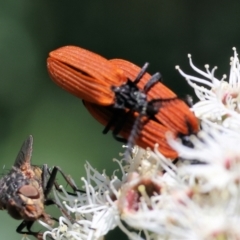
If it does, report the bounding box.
[18,185,39,199]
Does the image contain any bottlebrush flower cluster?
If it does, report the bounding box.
[39,47,240,240]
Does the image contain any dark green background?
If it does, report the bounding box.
[0,1,239,239]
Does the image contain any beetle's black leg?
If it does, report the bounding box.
[143,72,162,93]
[102,108,125,134]
[133,62,149,84]
[111,110,135,143]
[112,134,128,143]
[124,113,149,159]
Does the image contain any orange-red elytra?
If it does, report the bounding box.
[47,46,199,159]
[47,46,127,105]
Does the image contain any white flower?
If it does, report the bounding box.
[176,47,240,130]
[166,123,240,239]
[41,125,240,240]
[43,161,121,240]
[169,123,240,187]
[41,147,176,240]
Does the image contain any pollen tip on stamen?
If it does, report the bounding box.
[59,185,63,189]
[74,199,78,203]
[138,184,145,193]
[232,47,236,51]
[187,54,191,58]
[204,64,209,69]
[119,152,124,157]
[81,177,84,181]
[175,65,180,70]
[63,201,66,205]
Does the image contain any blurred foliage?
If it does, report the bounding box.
[0,0,240,239]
